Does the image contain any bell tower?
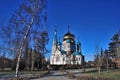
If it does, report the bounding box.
[52,27,58,54]
[76,37,81,52]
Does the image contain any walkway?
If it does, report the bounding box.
[31,70,75,80]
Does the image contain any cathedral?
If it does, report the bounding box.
[50,28,84,65]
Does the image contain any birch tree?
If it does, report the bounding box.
[6,0,47,77]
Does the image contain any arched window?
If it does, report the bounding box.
[79,57,81,61]
[63,58,65,61]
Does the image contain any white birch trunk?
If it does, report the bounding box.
[31,49,35,71]
[15,18,33,77]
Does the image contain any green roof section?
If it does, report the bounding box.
[60,50,66,54]
[73,51,81,55]
[66,39,71,43]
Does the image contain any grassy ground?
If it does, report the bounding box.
[88,70,120,80]
[0,70,46,74]
[0,71,40,75]
[0,70,49,80]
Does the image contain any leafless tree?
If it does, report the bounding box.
[14,0,47,77]
[0,0,47,77]
[94,43,101,74]
[34,30,49,69]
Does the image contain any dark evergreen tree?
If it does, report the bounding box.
[109,32,120,58]
[102,49,109,71]
[108,32,120,69]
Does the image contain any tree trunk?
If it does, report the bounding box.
[98,58,101,74]
[107,58,109,72]
[16,24,32,77]
[1,56,5,71]
[26,49,30,70]
[31,50,35,71]
[98,66,100,74]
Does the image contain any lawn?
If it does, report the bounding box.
[0,70,49,80]
[88,69,120,80]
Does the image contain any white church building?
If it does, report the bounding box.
[50,28,84,65]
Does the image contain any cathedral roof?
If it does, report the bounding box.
[63,31,75,41]
[73,51,81,55]
[60,50,66,54]
[66,39,71,43]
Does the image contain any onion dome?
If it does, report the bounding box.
[63,31,75,41]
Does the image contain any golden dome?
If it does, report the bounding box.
[63,31,75,41]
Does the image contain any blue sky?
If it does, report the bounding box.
[46,0,120,61]
[0,0,120,61]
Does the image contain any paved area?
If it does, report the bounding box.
[32,70,75,80]
[31,68,96,80]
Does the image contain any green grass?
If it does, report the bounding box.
[0,71,15,75]
[88,70,120,80]
[0,70,45,76]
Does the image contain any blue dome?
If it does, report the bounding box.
[60,50,66,54]
[66,39,71,43]
[73,51,81,55]
[77,42,81,45]
[58,41,61,45]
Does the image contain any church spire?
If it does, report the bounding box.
[77,37,81,52]
[54,26,57,41]
[58,37,61,45]
[52,26,58,54]
[77,37,80,44]
[58,37,61,50]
